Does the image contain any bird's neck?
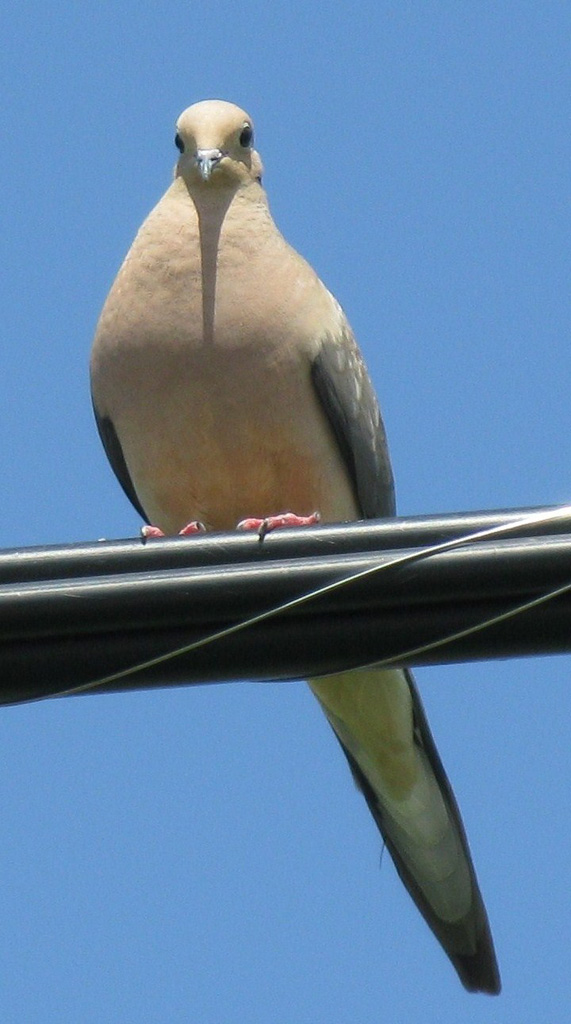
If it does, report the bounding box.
[185,181,277,344]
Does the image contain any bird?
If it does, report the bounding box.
[90,99,500,994]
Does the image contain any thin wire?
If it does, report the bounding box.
[361,577,571,670]
[54,503,571,698]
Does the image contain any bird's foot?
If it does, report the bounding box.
[237,511,320,540]
[141,521,206,540]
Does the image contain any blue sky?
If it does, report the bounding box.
[2,3,571,1021]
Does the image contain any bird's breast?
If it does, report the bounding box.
[111,331,356,533]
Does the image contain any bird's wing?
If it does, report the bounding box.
[92,400,148,522]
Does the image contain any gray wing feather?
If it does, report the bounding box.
[92,399,149,523]
[310,329,396,519]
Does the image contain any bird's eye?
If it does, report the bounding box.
[174,133,184,153]
[239,124,253,148]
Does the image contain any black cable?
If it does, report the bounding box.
[2,505,571,707]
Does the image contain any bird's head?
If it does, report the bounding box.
[174,99,263,189]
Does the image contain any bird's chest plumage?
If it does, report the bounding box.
[122,330,334,532]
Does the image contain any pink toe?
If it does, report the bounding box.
[141,525,165,539]
[237,511,320,538]
[179,521,206,536]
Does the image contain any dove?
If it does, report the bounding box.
[90,99,500,994]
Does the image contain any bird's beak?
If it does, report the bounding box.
[195,148,224,181]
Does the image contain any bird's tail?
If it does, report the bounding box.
[308,666,500,994]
